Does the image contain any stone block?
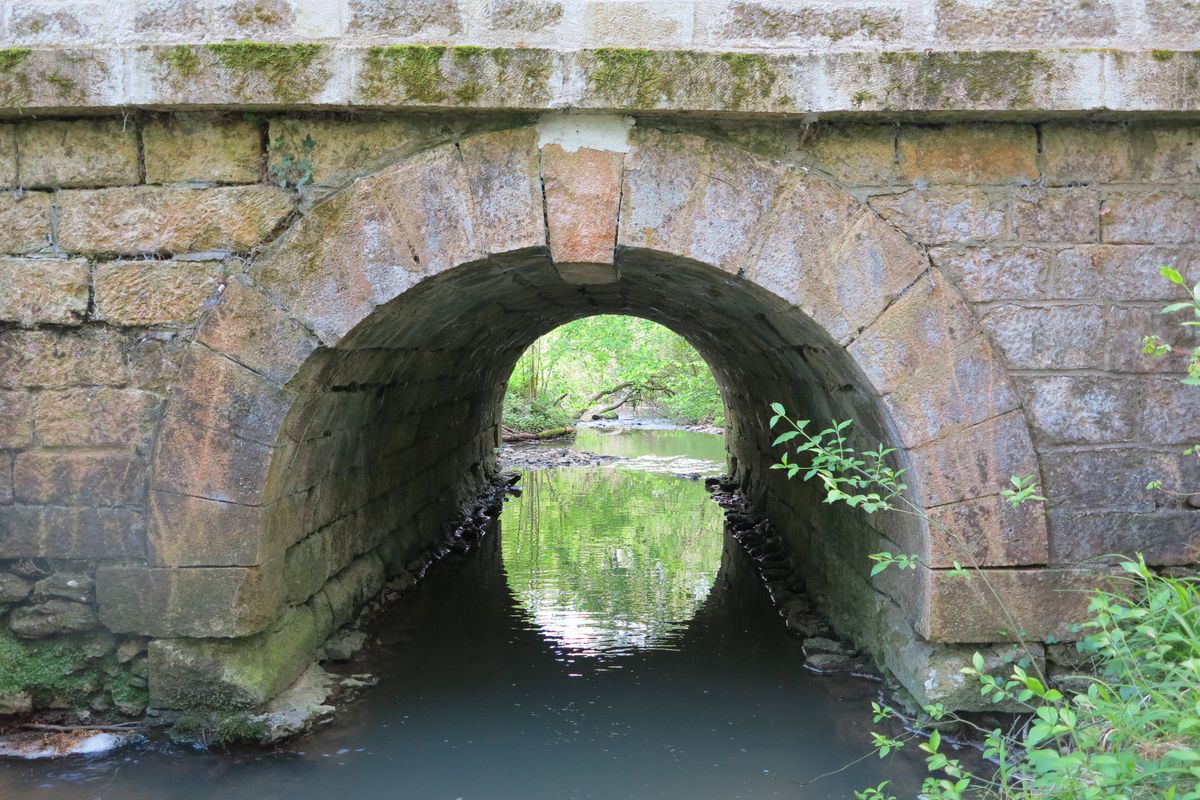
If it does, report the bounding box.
[133,0,208,38]
[97,560,285,638]
[211,0,301,37]
[1138,123,1200,182]
[323,553,385,629]
[35,387,160,448]
[1138,377,1200,446]
[934,0,1117,43]
[0,391,34,449]
[57,186,294,256]
[895,637,1044,712]
[266,117,431,186]
[0,505,144,559]
[148,604,319,709]
[195,277,319,385]
[33,572,94,603]
[908,410,1040,508]
[918,566,1114,643]
[0,257,89,326]
[147,490,270,567]
[169,345,293,446]
[981,304,1107,370]
[13,450,144,507]
[6,1,109,44]
[883,336,1019,448]
[151,415,274,505]
[0,573,32,603]
[1101,192,1200,244]
[1105,305,1194,374]
[868,188,1005,245]
[585,1,691,46]
[8,599,99,639]
[542,144,623,269]
[618,128,707,254]
[0,192,51,254]
[16,119,139,188]
[925,494,1048,568]
[898,124,1037,185]
[347,0,463,35]
[1040,448,1194,513]
[1145,0,1200,39]
[713,1,903,46]
[803,124,899,185]
[1048,509,1200,566]
[848,273,979,394]
[1052,246,1200,300]
[93,259,223,327]
[1042,122,1133,184]
[1011,188,1100,242]
[930,246,1048,302]
[458,128,545,255]
[487,0,564,32]
[143,114,262,184]
[1017,375,1137,445]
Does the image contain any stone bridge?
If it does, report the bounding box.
[0,0,1198,715]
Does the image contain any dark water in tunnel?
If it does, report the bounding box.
[0,428,930,799]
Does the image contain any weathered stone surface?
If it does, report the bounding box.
[35,387,161,448]
[13,450,144,507]
[133,0,208,37]
[0,506,144,559]
[33,572,94,603]
[868,188,1005,245]
[1101,192,1200,244]
[0,125,15,187]
[57,186,294,255]
[0,572,32,603]
[1043,122,1134,184]
[97,560,285,638]
[168,344,292,446]
[935,0,1117,43]
[0,192,51,254]
[211,0,302,37]
[714,1,902,44]
[16,119,139,188]
[0,257,89,326]
[487,0,563,31]
[618,129,708,254]
[1048,509,1200,566]
[907,410,1040,508]
[148,604,320,709]
[322,553,385,629]
[898,124,1037,184]
[1052,246,1200,300]
[94,259,223,327]
[194,277,319,385]
[930,246,1048,302]
[458,127,545,255]
[147,491,270,567]
[266,117,431,186]
[1105,305,1196,374]
[1041,448,1197,514]
[151,415,274,505]
[1139,377,1200,446]
[0,391,34,449]
[1011,188,1100,242]
[585,2,689,46]
[144,114,262,184]
[803,124,899,185]
[1139,124,1200,182]
[981,304,1107,370]
[8,599,99,638]
[918,567,1114,643]
[347,0,462,34]
[1017,376,1136,445]
[898,638,1044,712]
[925,493,1048,568]
[542,144,622,270]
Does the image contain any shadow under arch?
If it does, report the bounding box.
[95,124,1085,712]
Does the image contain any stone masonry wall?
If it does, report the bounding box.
[0,113,1198,714]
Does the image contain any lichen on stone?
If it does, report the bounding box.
[160,44,201,80]
[588,48,679,107]
[1151,49,1176,61]
[0,48,32,73]
[205,42,327,102]
[43,71,80,99]
[718,53,776,111]
[875,50,1052,109]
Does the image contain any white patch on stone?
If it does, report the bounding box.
[251,664,337,743]
[537,114,634,153]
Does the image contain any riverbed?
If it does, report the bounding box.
[0,426,929,799]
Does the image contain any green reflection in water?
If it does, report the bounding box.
[501,467,724,662]
[573,427,726,464]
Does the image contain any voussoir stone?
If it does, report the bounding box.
[541,143,623,272]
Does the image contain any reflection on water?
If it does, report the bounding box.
[502,469,723,662]
[0,428,928,799]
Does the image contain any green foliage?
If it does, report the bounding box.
[1143,266,1200,386]
[267,131,315,188]
[504,316,725,432]
[0,629,95,703]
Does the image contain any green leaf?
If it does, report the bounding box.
[1162,266,1186,285]
[770,402,786,415]
[772,431,799,445]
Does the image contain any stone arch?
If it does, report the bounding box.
[95,124,1076,709]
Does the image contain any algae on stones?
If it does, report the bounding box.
[206,42,328,102]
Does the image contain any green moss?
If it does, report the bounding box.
[43,72,79,98]
[718,53,776,111]
[161,45,201,79]
[213,713,269,745]
[852,89,875,106]
[107,670,149,711]
[206,42,326,102]
[589,48,678,107]
[877,50,1051,108]
[360,45,448,104]
[452,81,484,103]
[0,48,32,73]
[1151,49,1176,62]
[0,630,96,703]
[451,45,486,65]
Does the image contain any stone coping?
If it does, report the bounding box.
[0,45,1197,117]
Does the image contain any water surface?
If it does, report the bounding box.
[0,428,928,799]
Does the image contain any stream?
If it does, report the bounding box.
[0,425,929,799]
